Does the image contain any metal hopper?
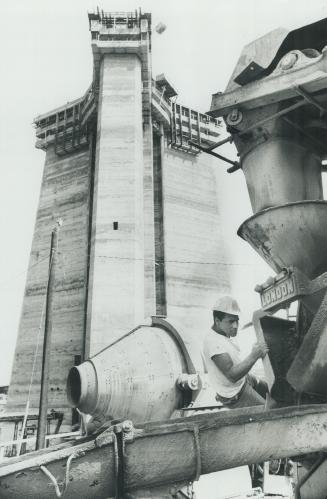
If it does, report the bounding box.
[238,200,327,280]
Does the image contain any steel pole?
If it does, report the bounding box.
[36,223,60,450]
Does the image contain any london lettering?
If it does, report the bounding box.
[261,277,295,308]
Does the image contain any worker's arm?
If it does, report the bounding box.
[212,341,269,383]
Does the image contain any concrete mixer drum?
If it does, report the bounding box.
[67,318,203,424]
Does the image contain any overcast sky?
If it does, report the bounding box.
[1,0,327,385]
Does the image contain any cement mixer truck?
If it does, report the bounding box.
[2,13,327,499]
[206,15,327,497]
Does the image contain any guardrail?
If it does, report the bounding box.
[0,431,82,461]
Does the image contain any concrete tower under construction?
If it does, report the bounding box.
[4,10,230,439]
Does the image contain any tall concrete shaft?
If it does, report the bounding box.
[85,12,154,355]
[86,53,145,355]
[3,10,230,435]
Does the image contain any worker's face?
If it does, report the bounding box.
[216,313,239,338]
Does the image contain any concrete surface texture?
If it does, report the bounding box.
[4,10,231,431]
[162,146,230,339]
[6,147,91,426]
[86,53,145,355]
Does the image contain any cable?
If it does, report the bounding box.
[40,452,78,498]
[0,246,257,293]
[53,245,258,266]
[77,252,257,267]
[99,255,255,266]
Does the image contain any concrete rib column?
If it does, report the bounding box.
[87,53,144,355]
[143,122,156,318]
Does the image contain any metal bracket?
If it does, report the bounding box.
[95,419,135,448]
[188,140,241,172]
[190,98,310,174]
[114,425,126,499]
[177,374,199,391]
[205,135,234,150]
[95,420,136,498]
[192,425,202,482]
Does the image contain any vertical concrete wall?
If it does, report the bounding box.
[6,146,91,426]
[86,54,145,356]
[161,145,231,341]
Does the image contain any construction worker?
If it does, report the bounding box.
[203,296,269,408]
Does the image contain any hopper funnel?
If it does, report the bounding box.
[238,201,327,280]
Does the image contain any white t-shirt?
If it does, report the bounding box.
[203,329,246,398]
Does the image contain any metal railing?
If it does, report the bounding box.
[0,430,82,461]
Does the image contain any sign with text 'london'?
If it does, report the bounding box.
[260,274,300,311]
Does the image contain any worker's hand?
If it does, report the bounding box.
[251,340,269,359]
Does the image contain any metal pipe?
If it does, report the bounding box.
[207,134,233,150]
[188,140,240,169]
[36,222,61,450]
[294,86,327,116]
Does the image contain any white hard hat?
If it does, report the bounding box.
[213,296,240,315]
